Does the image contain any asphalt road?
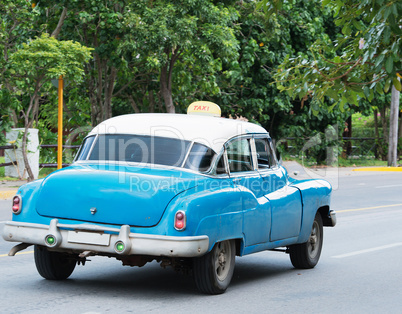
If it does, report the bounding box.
[1,169,401,314]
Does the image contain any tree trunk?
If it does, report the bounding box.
[104,66,117,119]
[341,116,352,158]
[388,82,400,167]
[21,125,35,182]
[159,47,181,114]
[380,106,388,143]
[21,80,43,182]
[30,95,40,128]
[21,97,36,182]
[160,65,175,113]
[10,109,19,127]
[85,58,117,126]
[51,7,68,39]
[128,95,140,113]
[373,109,383,159]
[148,91,155,113]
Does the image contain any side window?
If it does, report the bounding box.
[255,138,276,169]
[184,143,215,172]
[215,155,227,175]
[226,138,253,173]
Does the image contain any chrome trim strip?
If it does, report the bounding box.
[181,141,194,168]
[249,137,258,171]
[85,134,98,161]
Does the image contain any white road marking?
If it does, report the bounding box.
[337,203,402,213]
[375,184,402,189]
[332,242,402,259]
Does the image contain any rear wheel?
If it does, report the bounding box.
[34,245,77,280]
[289,213,323,269]
[193,240,235,294]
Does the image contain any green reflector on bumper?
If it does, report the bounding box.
[116,242,125,252]
[46,236,55,245]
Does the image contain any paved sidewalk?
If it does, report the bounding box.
[0,180,26,200]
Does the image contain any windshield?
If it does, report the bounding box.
[75,134,216,172]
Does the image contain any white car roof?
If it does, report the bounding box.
[88,113,268,153]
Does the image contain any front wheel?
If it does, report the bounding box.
[193,240,235,294]
[34,245,77,280]
[289,212,323,269]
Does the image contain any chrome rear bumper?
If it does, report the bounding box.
[2,219,209,257]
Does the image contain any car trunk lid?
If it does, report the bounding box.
[35,164,199,227]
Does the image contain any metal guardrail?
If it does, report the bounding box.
[0,145,16,151]
[281,137,379,158]
[40,144,80,149]
[40,163,72,168]
[38,144,80,168]
[0,161,15,167]
[343,137,378,158]
[0,144,80,168]
[0,137,390,169]
[0,145,17,167]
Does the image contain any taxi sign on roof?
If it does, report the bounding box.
[187,101,221,117]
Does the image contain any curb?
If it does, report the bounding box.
[352,167,402,172]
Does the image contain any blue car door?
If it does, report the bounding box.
[254,137,303,242]
[226,137,271,246]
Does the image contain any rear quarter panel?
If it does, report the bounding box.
[290,179,332,243]
[164,178,244,251]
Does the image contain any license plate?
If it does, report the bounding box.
[67,231,111,246]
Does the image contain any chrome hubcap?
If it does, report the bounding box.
[308,221,320,258]
[215,241,231,281]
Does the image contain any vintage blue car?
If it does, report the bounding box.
[3,104,336,294]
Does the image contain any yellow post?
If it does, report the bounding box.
[57,75,63,170]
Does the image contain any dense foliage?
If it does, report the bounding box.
[273,0,401,106]
[0,0,400,169]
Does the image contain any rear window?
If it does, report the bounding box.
[87,134,191,167]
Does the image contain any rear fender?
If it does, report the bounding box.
[166,182,245,252]
[290,179,332,243]
[11,179,48,224]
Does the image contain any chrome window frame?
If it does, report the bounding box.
[223,135,257,178]
[252,134,279,173]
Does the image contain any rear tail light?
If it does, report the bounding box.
[174,211,186,230]
[12,196,22,215]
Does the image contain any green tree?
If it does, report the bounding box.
[271,0,401,165]
[211,0,342,154]
[0,0,39,144]
[8,33,92,181]
[124,0,239,113]
[34,1,135,125]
